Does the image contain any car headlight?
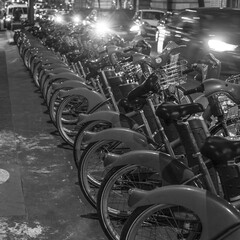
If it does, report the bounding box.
[208,39,238,52]
[94,21,110,35]
[72,15,81,24]
[54,15,64,23]
[130,24,140,32]
[6,16,12,22]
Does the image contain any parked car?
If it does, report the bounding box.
[4,3,28,29]
[156,7,240,75]
[132,9,165,39]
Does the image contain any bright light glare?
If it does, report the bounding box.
[130,24,140,32]
[72,15,81,24]
[54,15,64,23]
[208,39,237,52]
[94,21,110,34]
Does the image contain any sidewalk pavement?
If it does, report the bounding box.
[0,30,107,239]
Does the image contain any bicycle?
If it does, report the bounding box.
[96,58,240,240]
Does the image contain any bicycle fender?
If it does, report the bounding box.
[48,72,84,82]
[41,62,67,70]
[106,150,160,171]
[128,185,240,240]
[105,151,193,184]
[33,56,60,67]
[58,88,111,111]
[83,128,150,149]
[52,80,89,91]
[78,110,121,126]
[48,67,73,75]
[42,73,80,94]
[35,55,60,63]
[204,78,240,104]
[132,53,152,65]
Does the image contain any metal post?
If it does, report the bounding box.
[198,0,205,7]
[28,0,35,25]
[167,0,172,11]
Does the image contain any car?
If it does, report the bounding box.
[53,11,82,25]
[132,9,165,39]
[4,4,28,29]
[84,9,136,41]
[156,7,240,75]
[40,8,58,21]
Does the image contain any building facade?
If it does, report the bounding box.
[73,0,238,10]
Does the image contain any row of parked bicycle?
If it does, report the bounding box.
[14,19,240,240]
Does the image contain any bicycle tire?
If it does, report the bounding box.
[73,120,113,168]
[45,79,68,107]
[97,165,161,240]
[56,94,89,146]
[73,113,137,168]
[78,139,133,208]
[49,88,70,127]
[210,116,240,137]
[120,203,202,240]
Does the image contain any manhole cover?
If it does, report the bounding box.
[0,169,10,184]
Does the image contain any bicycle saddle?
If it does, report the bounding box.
[127,73,159,102]
[156,102,204,123]
[201,136,240,164]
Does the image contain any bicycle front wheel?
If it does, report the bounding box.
[120,204,202,240]
[78,140,133,208]
[97,165,161,240]
[56,94,89,146]
[73,120,113,168]
[210,116,240,137]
